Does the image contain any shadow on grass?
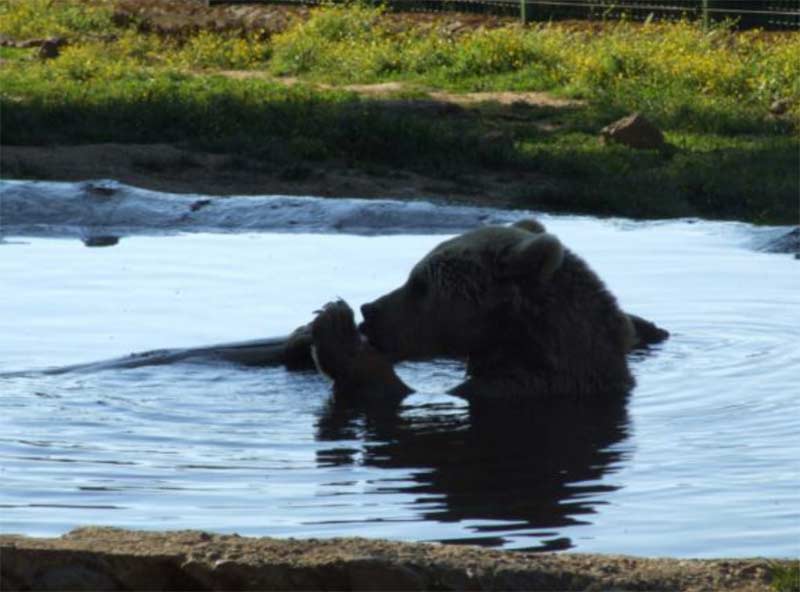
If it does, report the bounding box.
[1,79,796,224]
[506,104,798,224]
[511,137,798,224]
[0,78,514,174]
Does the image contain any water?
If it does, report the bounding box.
[1,197,798,557]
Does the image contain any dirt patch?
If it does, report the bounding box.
[203,72,584,111]
[0,143,551,208]
[430,90,584,109]
[343,81,411,96]
[1,527,788,591]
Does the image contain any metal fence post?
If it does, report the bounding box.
[520,0,528,24]
[701,0,710,29]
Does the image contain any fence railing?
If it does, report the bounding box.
[208,0,800,29]
[515,1,800,29]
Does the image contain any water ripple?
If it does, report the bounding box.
[1,224,798,557]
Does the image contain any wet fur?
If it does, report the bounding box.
[313,219,667,403]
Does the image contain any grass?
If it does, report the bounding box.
[0,0,114,38]
[511,130,798,221]
[771,561,800,592]
[0,62,507,168]
[1,0,798,223]
[268,4,800,133]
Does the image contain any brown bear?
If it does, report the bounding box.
[21,218,666,391]
[307,219,668,404]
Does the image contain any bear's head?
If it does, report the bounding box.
[359,220,564,362]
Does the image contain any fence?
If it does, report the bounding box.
[208,0,800,29]
[515,1,800,29]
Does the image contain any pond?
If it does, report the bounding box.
[1,181,798,558]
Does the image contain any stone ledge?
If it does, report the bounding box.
[0,527,785,591]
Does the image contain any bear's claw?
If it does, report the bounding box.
[311,300,363,380]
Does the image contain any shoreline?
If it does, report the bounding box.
[3,144,799,234]
[0,143,544,210]
[2,528,794,591]
[2,173,796,257]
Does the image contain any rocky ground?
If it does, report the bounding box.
[1,528,794,591]
[110,0,516,38]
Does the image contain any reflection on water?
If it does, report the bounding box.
[316,394,630,551]
[1,219,798,557]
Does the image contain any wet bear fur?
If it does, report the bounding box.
[309,219,668,404]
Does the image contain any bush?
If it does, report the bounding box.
[271,4,390,78]
[0,0,114,38]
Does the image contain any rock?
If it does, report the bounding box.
[769,98,792,116]
[82,235,120,248]
[444,20,465,35]
[190,199,212,212]
[600,113,666,150]
[38,37,67,60]
[82,181,118,198]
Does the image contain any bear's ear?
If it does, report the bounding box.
[504,232,564,282]
[512,219,547,234]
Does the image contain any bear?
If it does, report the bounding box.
[306,218,668,404]
[18,218,666,393]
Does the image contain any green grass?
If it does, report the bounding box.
[772,561,800,592]
[509,111,798,221]
[1,0,798,223]
[268,5,800,133]
[0,60,505,170]
[0,0,114,38]
[0,45,27,59]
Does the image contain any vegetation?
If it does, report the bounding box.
[771,561,800,592]
[0,0,114,38]
[270,5,799,132]
[1,0,798,223]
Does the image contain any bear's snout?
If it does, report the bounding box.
[361,301,378,322]
[359,300,390,354]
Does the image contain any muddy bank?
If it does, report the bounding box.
[0,143,551,209]
[3,177,796,259]
[0,178,524,238]
[0,528,789,591]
